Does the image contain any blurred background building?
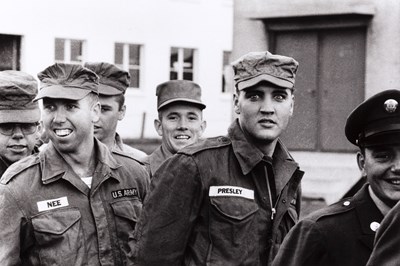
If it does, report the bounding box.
[1,0,398,209]
[233,0,400,205]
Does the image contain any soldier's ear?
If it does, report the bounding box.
[356,151,367,177]
[233,94,240,114]
[154,119,163,137]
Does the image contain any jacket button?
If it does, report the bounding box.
[343,201,350,206]
[282,199,286,203]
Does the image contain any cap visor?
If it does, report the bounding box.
[98,84,123,96]
[364,131,400,147]
[158,98,206,110]
[34,85,91,101]
[0,109,40,123]
[237,73,293,90]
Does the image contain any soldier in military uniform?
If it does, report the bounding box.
[0,63,149,265]
[84,62,147,161]
[273,89,400,266]
[145,80,207,176]
[132,51,303,266]
[0,71,41,176]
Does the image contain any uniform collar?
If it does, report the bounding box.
[147,144,173,174]
[229,119,301,193]
[114,132,124,151]
[40,138,121,184]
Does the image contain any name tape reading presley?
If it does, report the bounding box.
[209,186,254,200]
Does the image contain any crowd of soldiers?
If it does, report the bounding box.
[0,50,399,265]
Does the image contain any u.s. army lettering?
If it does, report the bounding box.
[111,188,138,199]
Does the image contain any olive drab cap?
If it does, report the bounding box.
[156,80,206,110]
[35,63,99,101]
[345,89,400,147]
[232,51,299,91]
[84,62,130,96]
[0,70,40,123]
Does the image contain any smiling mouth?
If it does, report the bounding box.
[8,145,27,152]
[54,129,72,137]
[175,135,190,140]
[387,179,400,185]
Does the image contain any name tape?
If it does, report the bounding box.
[37,196,69,212]
[209,186,254,200]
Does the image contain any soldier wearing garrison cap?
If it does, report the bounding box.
[273,89,400,266]
[0,70,41,176]
[133,51,303,266]
[0,63,149,265]
[85,62,147,161]
[145,79,207,176]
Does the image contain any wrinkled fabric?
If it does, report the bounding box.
[0,139,149,266]
[133,120,303,266]
[145,144,173,177]
[114,132,147,161]
[273,185,383,266]
[366,199,400,266]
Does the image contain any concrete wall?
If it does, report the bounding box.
[233,0,400,203]
[0,0,233,139]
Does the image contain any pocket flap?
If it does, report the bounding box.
[210,197,258,221]
[32,208,81,235]
[110,199,141,222]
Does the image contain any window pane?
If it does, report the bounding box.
[183,71,193,81]
[183,48,193,70]
[129,69,140,88]
[170,47,179,69]
[170,71,178,80]
[70,40,82,62]
[129,44,140,66]
[115,43,124,65]
[55,38,65,61]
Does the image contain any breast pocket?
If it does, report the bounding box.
[110,198,142,261]
[209,196,259,263]
[31,207,86,265]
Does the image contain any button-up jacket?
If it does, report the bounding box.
[0,139,149,266]
[133,120,303,266]
[272,184,383,266]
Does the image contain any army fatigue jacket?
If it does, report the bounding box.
[0,139,149,266]
[272,184,383,266]
[366,199,400,266]
[145,144,173,177]
[0,156,9,177]
[133,120,304,266]
[114,133,147,161]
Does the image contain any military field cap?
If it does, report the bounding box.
[84,62,130,96]
[232,51,299,91]
[156,80,206,110]
[35,63,99,101]
[0,70,40,123]
[345,89,400,147]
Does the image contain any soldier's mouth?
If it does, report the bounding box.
[175,135,190,140]
[54,129,72,137]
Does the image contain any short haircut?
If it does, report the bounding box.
[113,94,125,111]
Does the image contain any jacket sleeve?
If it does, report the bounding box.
[366,201,400,266]
[272,218,328,266]
[131,154,203,266]
[0,184,25,265]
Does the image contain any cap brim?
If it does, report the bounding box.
[158,98,206,110]
[0,109,40,123]
[237,73,293,90]
[363,131,400,147]
[34,85,91,101]
[98,84,123,96]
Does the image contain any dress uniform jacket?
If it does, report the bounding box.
[366,199,400,266]
[272,184,383,266]
[0,138,149,266]
[134,120,304,266]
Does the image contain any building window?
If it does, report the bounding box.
[0,34,20,71]
[170,47,195,80]
[55,38,84,64]
[115,43,141,89]
[222,51,231,93]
